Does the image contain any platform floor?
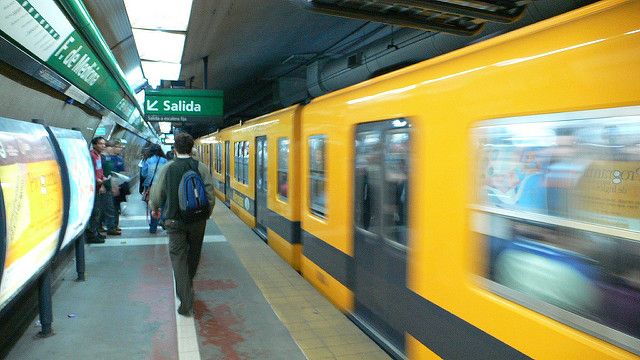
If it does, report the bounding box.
[6,194,391,360]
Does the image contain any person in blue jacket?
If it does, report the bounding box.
[141,144,168,233]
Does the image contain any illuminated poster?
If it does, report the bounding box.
[0,118,62,311]
[49,127,95,249]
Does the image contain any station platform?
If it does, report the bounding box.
[4,195,391,360]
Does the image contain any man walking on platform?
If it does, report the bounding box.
[149,132,215,316]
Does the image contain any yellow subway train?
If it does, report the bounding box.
[197,1,640,358]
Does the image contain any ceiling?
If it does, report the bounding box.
[83,0,595,138]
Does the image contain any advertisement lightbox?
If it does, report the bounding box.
[0,118,63,312]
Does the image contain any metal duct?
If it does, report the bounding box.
[307,0,596,97]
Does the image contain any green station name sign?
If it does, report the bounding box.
[0,0,141,129]
[144,89,223,121]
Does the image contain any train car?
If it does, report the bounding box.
[220,106,304,268]
[297,0,639,359]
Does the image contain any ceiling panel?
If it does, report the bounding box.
[181,0,366,91]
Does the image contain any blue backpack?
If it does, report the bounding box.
[178,159,211,223]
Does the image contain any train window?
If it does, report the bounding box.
[233,141,249,185]
[309,135,327,217]
[472,109,640,353]
[278,137,289,200]
[355,132,383,231]
[234,142,240,181]
[383,130,409,247]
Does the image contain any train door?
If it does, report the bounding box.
[225,140,231,206]
[353,120,410,357]
[255,136,268,239]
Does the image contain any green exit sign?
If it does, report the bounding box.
[144,89,223,122]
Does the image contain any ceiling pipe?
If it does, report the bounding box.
[385,0,527,23]
[306,0,596,98]
[290,0,483,35]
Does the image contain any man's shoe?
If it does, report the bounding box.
[86,237,105,244]
[177,304,192,316]
[106,229,121,235]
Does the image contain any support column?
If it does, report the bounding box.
[75,234,86,281]
[203,56,209,89]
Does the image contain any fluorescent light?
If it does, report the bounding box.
[159,122,172,134]
[133,29,185,63]
[124,0,193,31]
[125,66,146,90]
[141,61,181,84]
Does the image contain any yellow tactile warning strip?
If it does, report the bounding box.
[211,205,391,360]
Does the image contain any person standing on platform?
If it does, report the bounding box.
[100,141,120,235]
[149,132,215,316]
[141,144,167,233]
[138,145,151,194]
[85,136,107,243]
[166,145,175,160]
[110,140,128,232]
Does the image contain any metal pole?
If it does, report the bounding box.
[203,56,208,89]
[37,267,54,337]
[75,234,86,281]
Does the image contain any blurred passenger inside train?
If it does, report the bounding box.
[85,136,108,243]
[141,144,168,233]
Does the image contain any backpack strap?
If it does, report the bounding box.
[148,157,160,185]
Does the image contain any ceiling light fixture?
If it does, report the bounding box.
[124,0,193,31]
[124,0,193,86]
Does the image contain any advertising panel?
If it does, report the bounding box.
[0,118,62,311]
[49,127,94,249]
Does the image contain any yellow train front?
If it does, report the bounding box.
[200,1,640,358]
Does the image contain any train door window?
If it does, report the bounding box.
[234,142,240,181]
[382,130,410,247]
[216,143,222,173]
[243,141,250,185]
[278,137,289,200]
[240,142,245,184]
[472,108,640,354]
[256,138,266,190]
[309,135,327,217]
[355,132,383,231]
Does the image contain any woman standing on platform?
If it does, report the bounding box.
[141,144,167,233]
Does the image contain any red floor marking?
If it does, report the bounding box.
[130,256,178,360]
[194,300,245,360]
[194,279,238,291]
